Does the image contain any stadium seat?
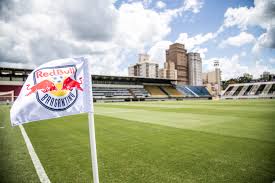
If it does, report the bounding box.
[176,86,211,97]
[92,87,132,98]
[176,86,196,97]
[144,85,168,97]
[160,86,183,97]
[129,88,150,98]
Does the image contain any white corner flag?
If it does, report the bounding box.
[10,57,93,125]
[10,57,99,183]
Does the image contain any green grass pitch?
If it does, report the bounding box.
[1,100,275,183]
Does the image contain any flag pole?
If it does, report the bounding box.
[88,112,99,183]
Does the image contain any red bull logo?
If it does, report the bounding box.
[26,65,83,111]
[26,80,57,96]
[62,77,83,91]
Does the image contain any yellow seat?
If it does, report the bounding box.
[161,86,183,97]
[144,86,167,97]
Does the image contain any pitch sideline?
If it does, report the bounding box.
[19,125,51,183]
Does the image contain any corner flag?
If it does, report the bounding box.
[10,57,93,125]
[10,57,99,183]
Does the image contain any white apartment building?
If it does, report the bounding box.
[202,60,222,96]
[159,62,177,80]
[128,54,159,78]
[188,52,202,86]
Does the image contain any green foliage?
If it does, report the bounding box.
[222,74,253,89]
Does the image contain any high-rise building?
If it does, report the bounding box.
[159,62,177,80]
[166,43,188,84]
[128,64,140,76]
[260,71,275,81]
[138,53,150,63]
[128,54,159,78]
[188,52,202,86]
[202,60,221,96]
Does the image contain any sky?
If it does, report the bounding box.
[0,0,274,80]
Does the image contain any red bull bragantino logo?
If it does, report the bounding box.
[26,65,83,111]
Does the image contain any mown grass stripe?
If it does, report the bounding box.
[95,105,275,143]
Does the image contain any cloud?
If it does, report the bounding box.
[241,51,246,57]
[252,25,275,55]
[219,32,255,48]
[257,25,275,48]
[176,32,214,50]
[148,40,172,64]
[64,1,118,41]
[192,47,208,59]
[115,2,179,50]
[222,0,275,49]
[148,30,213,67]
[203,54,275,80]
[204,55,247,80]
[0,0,118,65]
[183,0,204,13]
[142,0,153,7]
[269,58,275,64]
[0,0,195,75]
[155,1,166,9]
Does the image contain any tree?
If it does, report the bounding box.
[222,78,238,89]
[237,76,252,83]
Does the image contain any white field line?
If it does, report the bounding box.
[19,125,51,183]
[0,126,4,128]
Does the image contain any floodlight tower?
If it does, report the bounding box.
[214,60,221,96]
[214,60,219,68]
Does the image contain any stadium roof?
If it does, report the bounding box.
[0,67,176,83]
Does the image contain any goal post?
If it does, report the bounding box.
[0,90,15,104]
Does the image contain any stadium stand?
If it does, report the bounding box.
[243,85,253,96]
[255,84,266,95]
[187,86,211,97]
[129,88,150,98]
[222,81,275,99]
[160,86,184,97]
[176,85,196,97]
[238,85,249,96]
[92,87,132,98]
[144,85,167,98]
[176,85,211,98]
[0,67,213,102]
[248,84,260,95]
[228,86,239,96]
[268,84,275,94]
[232,86,243,96]
[261,84,273,95]
[223,86,234,96]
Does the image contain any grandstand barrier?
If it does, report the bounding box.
[238,85,249,96]
[222,81,275,99]
[268,84,275,94]
[261,84,272,95]
[243,85,253,96]
[232,86,243,96]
